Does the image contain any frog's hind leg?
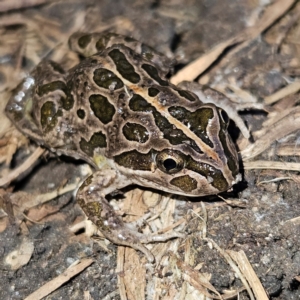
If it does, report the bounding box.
[77,169,184,262]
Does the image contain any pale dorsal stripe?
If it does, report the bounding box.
[131,85,220,162]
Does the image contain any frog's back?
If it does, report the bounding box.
[5,41,195,167]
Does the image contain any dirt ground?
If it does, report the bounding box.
[0,0,300,299]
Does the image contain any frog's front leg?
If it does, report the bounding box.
[77,168,183,262]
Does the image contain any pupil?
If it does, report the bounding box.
[164,158,177,171]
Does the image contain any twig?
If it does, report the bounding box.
[0,147,45,187]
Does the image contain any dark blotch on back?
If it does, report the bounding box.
[122,122,149,143]
[80,131,107,157]
[177,89,196,102]
[77,109,85,119]
[108,48,141,84]
[89,94,116,124]
[61,94,74,111]
[37,81,74,110]
[41,101,56,128]
[93,68,124,90]
[168,106,214,148]
[129,94,201,152]
[37,81,66,97]
[142,64,168,86]
[148,87,160,97]
[49,61,65,74]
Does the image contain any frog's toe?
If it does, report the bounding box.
[101,225,156,262]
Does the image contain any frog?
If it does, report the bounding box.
[5,32,242,262]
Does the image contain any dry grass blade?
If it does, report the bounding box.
[170,0,296,85]
[227,250,268,300]
[0,130,27,165]
[204,238,255,300]
[170,36,240,85]
[0,0,57,12]
[276,144,300,156]
[172,254,223,299]
[155,216,185,234]
[264,80,300,104]
[257,177,293,185]
[200,202,208,238]
[24,258,94,300]
[241,107,300,160]
[243,161,300,171]
[284,216,300,226]
[0,147,45,187]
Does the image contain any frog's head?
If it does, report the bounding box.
[113,96,241,197]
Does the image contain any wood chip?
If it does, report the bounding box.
[123,248,146,300]
[4,237,34,270]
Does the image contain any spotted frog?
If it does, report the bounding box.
[6,32,241,262]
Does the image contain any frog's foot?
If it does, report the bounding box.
[126,212,185,243]
[77,172,184,262]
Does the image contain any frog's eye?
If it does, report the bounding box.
[156,150,185,174]
[219,108,229,128]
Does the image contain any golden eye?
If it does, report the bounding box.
[156,150,185,174]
